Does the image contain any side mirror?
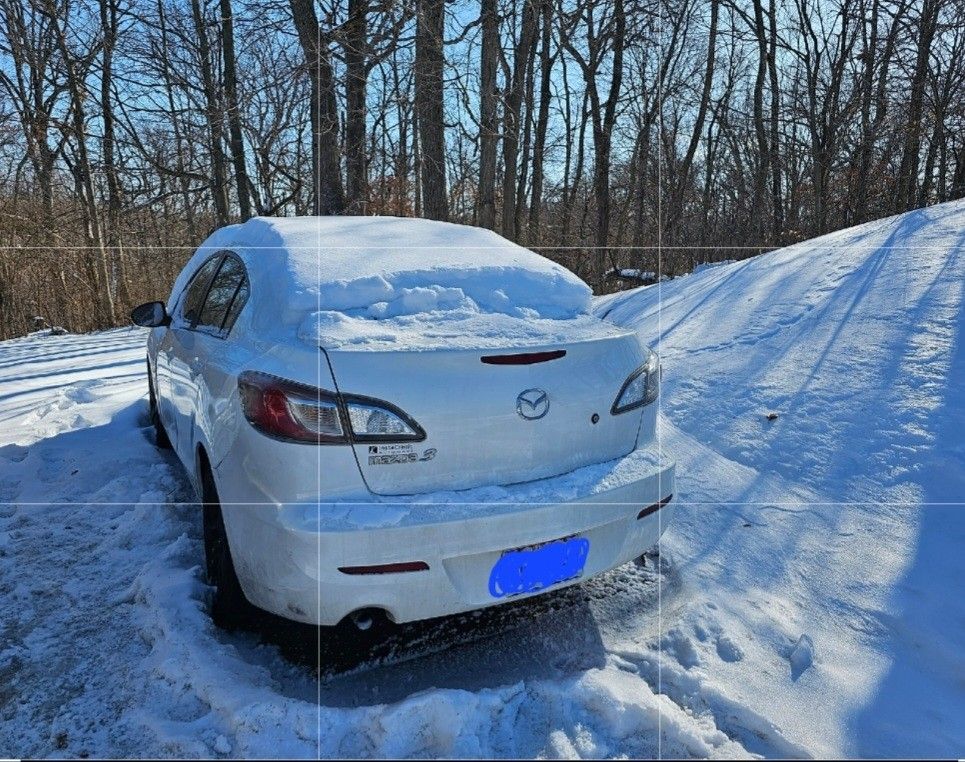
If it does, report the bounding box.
[131,301,171,328]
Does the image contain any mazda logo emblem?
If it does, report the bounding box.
[516,388,549,420]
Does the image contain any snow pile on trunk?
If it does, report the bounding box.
[170,217,592,348]
[3,200,965,758]
[296,309,628,351]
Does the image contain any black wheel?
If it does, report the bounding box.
[147,360,172,450]
[200,461,258,630]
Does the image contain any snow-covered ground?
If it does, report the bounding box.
[2,201,964,758]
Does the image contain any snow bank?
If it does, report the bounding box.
[169,217,592,347]
[596,199,965,757]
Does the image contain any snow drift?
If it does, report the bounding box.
[596,200,965,757]
[2,201,965,758]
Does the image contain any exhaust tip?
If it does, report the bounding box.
[351,610,373,631]
[346,607,391,631]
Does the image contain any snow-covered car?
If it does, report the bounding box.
[130,216,675,630]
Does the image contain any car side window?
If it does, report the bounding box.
[180,255,223,326]
[197,255,247,333]
[221,271,250,333]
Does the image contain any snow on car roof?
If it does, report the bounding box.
[168,216,602,349]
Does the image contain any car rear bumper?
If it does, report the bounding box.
[220,449,675,626]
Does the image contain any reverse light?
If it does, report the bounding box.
[343,396,425,442]
[237,371,425,444]
[611,351,660,414]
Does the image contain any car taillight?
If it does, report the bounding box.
[237,371,425,444]
[238,371,346,443]
[611,350,660,414]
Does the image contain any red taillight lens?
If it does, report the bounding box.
[238,371,347,444]
[237,371,426,445]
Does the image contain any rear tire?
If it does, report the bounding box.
[147,360,172,450]
[200,461,257,630]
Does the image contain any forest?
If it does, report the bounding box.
[0,0,963,339]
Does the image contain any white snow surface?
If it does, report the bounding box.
[297,309,629,352]
[3,202,965,758]
[170,216,594,350]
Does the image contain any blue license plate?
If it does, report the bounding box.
[488,536,590,599]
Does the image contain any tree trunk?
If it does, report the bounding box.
[157,0,197,241]
[413,101,422,217]
[500,0,538,239]
[477,0,499,229]
[527,0,553,243]
[561,88,589,245]
[99,0,121,228]
[766,0,783,241]
[514,29,538,241]
[415,0,448,220]
[289,0,345,215]
[751,0,769,241]
[918,111,941,207]
[344,0,368,213]
[950,143,965,200]
[665,0,717,240]
[853,0,878,223]
[896,0,940,212]
[49,0,114,323]
[391,51,410,216]
[190,0,230,225]
[591,0,625,279]
[220,0,252,220]
[99,0,132,309]
[631,121,652,250]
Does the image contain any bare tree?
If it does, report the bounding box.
[665,0,717,240]
[414,0,447,220]
[1,0,964,338]
[895,0,942,212]
[290,0,344,215]
[343,0,368,212]
[190,0,230,225]
[220,0,252,220]
[0,0,63,233]
[563,0,626,281]
[500,0,538,239]
[476,0,498,229]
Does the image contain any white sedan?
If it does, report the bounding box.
[131,216,675,630]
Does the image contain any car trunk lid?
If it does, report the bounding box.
[323,327,649,495]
